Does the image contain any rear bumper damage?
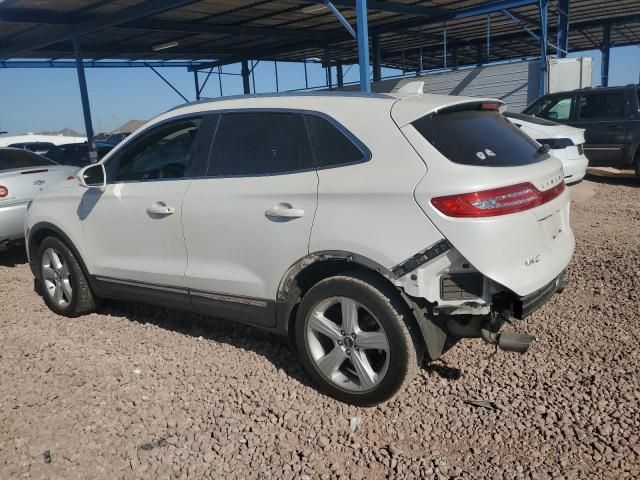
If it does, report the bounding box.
[403,272,566,360]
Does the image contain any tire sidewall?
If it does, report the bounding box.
[38,237,82,316]
[295,274,414,405]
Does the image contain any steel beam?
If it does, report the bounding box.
[0,60,198,68]
[145,63,189,103]
[355,0,371,93]
[372,34,382,82]
[241,60,251,94]
[194,71,200,101]
[72,38,96,162]
[323,1,356,39]
[601,23,611,87]
[538,0,548,97]
[557,0,570,57]
[0,0,201,60]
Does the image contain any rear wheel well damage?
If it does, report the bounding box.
[277,253,447,360]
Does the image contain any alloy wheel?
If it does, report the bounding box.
[306,296,390,392]
[41,247,73,308]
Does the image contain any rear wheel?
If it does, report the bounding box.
[38,237,99,317]
[295,271,423,406]
[634,153,640,183]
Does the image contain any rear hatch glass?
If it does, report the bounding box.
[412,108,547,167]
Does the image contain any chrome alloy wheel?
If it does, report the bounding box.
[41,247,73,308]
[306,296,390,392]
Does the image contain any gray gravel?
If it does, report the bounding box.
[1,176,639,479]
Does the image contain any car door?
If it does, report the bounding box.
[80,115,213,297]
[572,90,628,166]
[181,111,318,327]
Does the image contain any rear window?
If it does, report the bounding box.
[412,109,546,167]
[0,148,57,171]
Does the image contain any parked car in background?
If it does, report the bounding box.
[505,112,589,184]
[0,148,79,249]
[25,93,573,405]
[8,141,56,156]
[45,142,114,167]
[523,85,640,180]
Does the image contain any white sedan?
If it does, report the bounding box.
[0,148,79,249]
[505,111,589,184]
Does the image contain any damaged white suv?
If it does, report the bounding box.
[25,92,573,405]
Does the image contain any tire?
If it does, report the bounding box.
[37,236,99,317]
[635,155,640,183]
[295,271,424,406]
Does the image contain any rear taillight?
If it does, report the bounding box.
[431,182,565,218]
[0,185,8,198]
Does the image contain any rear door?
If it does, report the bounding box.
[181,111,318,327]
[572,90,627,166]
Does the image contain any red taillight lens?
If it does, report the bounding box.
[0,185,8,198]
[431,182,565,218]
[480,102,502,111]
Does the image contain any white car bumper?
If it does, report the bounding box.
[0,201,28,244]
[552,146,589,184]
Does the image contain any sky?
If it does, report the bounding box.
[0,45,638,136]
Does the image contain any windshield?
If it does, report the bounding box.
[0,148,57,171]
[412,109,547,167]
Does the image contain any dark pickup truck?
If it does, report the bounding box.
[523,85,640,180]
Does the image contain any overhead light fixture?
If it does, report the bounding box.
[152,41,179,52]
[302,5,328,14]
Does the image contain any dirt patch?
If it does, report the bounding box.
[1,179,639,479]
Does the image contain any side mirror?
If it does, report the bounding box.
[77,163,106,192]
[547,111,559,120]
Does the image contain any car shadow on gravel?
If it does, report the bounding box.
[102,300,319,390]
[100,300,462,393]
[0,245,28,267]
[585,173,638,187]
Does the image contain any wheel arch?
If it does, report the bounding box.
[28,222,92,285]
[276,251,399,340]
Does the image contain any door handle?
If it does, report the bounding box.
[146,203,175,216]
[265,204,305,220]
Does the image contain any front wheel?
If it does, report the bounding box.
[295,271,424,406]
[38,237,99,317]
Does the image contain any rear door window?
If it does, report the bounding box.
[578,91,625,120]
[208,112,314,176]
[412,108,547,167]
[304,114,367,168]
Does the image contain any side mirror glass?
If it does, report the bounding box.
[78,163,106,191]
[547,111,558,120]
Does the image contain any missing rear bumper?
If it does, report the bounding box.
[510,273,566,319]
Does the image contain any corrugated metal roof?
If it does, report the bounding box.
[0,0,638,71]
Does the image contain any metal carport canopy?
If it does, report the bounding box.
[1,0,639,151]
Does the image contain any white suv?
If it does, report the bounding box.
[25,93,574,405]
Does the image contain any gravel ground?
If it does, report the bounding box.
[1,176,639,480]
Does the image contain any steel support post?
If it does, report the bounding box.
[557,0,570,58]
[356,0,371,93]
[241,60,251,94]
[336,62,344,88]
[372,34,381,82]
[601,23,611,87]
[72,37,96,162]
[193,70,200,100]
[538,0,548,97]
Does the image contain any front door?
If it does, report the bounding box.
[80,117,209,291]
[572,90,628,166]
[181,111,318,327]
